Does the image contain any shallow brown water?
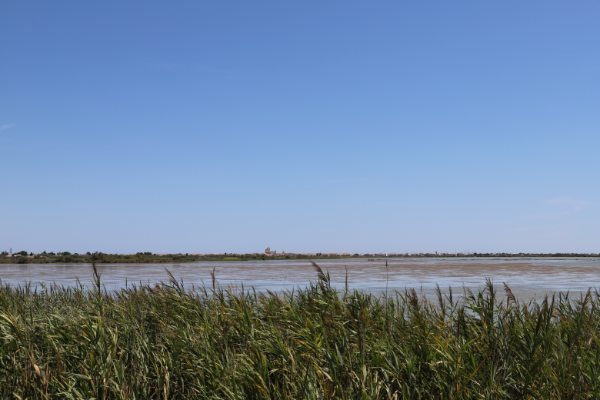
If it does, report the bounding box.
[1,258,599,301]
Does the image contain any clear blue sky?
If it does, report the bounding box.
[1,1,598,254]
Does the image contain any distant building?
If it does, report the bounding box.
[265,247,276,255]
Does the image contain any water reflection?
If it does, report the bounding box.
[1,258,599,301]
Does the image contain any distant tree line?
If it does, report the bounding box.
[1,250,598,264]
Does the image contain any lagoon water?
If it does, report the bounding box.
[1,258,599,301]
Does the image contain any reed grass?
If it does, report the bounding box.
[1,263,600,399]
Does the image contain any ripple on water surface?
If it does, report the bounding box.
[1,258,599,302]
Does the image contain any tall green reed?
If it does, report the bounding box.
[1,262,599,399]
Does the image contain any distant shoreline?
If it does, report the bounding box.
[1,255,599,265]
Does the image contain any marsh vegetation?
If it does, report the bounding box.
[0,251,322,264]
[1,262,600,398]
